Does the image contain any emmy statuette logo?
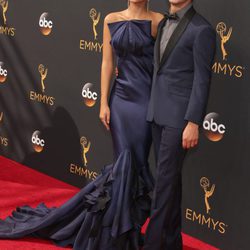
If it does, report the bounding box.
[80,136,91,167]
[0,61,7,83]
[185,177,228,234]
[69,136,98,180]
[89,8,100,40]
[0,0,8,25]
[38,64,48,93]
[80,8,103,53]
[0,112,8,147]
[216,22,232,61]
[29,64,55,106]
[0,0,15,36]
[213,21,245,78]
[200,177,215,214]
[39,12,53,36]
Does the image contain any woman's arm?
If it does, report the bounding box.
[100,15,114,131]
[151,12,165,38]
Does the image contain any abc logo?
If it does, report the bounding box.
[203,113,226,142]
[0,62,7,83]
[32,130,45,152]
[39,13,53,36]
[82,83,98,107]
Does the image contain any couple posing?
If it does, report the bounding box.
[0,0,216,249]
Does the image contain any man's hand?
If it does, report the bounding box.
[182,122,199,149]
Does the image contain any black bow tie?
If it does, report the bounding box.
[164,11,179,20]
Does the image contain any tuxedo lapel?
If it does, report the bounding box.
[154,17,168,70]
[158,7,196,72]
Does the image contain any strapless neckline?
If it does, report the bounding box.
[108,19,156,41]
[107,19,152,25]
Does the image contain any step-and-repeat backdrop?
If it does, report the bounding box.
[0,0,249,249]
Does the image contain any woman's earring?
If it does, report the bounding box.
[128,0,130,8]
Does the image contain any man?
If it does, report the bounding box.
[144,0,216,249]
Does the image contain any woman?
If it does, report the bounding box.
[0,1,163,249]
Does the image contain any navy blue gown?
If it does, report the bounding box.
[0,20,155,250]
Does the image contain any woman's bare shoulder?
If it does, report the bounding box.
[150,11,165,24]
[104,11,126,24]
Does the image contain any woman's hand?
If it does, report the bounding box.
[99,104,110,131]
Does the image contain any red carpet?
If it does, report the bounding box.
[0,156,219,250]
